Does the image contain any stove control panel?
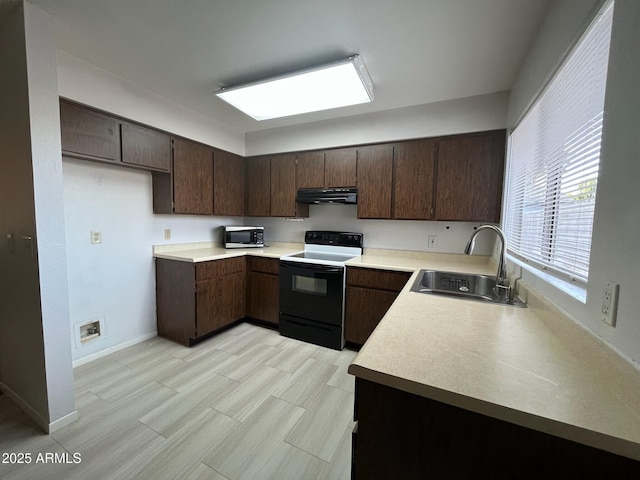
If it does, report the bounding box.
[304,231,363,248]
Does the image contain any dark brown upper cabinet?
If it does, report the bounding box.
[435,130,505,222]
[245,156,271,217]
[172,137,214,215]
[120,121,171,172]
[296,151,325,189]
[61,98,506,223]
[213,149,245,216]
[357,144,394,219]
[270,154,309,217]
[325,147,357,188]
[60,100,119,163]
[393,139,436,220]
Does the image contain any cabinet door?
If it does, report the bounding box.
[214,150,245,216]
[296,151,325,189]
[247,271,279,325]
[60,100,119,162]
[357,144,394,219]
[393,139,436,220]
[246,156,271,217]
[271,154,309,217]
[215,271,246,327]
[196,267,246,337]
[435,130,506,222]
[325,148,357,188]
[121,122,171,172]
[195,279,219,336]
[345,286,399,345]
[173,137,214,215]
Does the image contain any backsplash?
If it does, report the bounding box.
[251,204,495,255]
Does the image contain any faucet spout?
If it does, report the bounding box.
[464,225,508,288]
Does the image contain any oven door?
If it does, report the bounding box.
[279,260,344,325]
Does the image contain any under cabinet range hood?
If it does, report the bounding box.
[296,188,357,204]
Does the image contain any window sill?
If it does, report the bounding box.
[508,255,587,304]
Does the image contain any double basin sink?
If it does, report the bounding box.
[411,270,526,307]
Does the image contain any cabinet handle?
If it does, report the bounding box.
[22,235,35,258]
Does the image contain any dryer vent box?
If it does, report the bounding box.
[75,318,103,347]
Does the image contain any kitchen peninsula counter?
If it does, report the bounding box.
[348,267,640,463]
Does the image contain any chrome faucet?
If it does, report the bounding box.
[464,225,511,301]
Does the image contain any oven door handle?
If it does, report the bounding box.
[280,261,343,274]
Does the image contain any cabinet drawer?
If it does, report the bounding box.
[248,256,280,275]
[196,256,245,280]
[346,267,411,292]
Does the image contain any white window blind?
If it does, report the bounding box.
[504,1,614,284]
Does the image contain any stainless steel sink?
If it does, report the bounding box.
[411,270,526,307]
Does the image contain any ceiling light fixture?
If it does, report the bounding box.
[214,55,374,121]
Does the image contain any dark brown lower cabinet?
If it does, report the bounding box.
[345,267,411,346]
[246,256,279,325]
[353,378,640,479]
[155,257,245,346]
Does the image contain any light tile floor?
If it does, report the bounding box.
[0,323,357,480]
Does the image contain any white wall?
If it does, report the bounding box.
[24,0,76,428]
[507,0,640,366]
[246,92,508,155]
[253,206,494,255]
[63,159,241,362]
[57,54,245,362]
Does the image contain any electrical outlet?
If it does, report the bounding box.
[428,235,438,248]
[600,281,619,327]
[164,229,171,240]
[90,230,102,244]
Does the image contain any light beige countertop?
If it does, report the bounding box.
[347,248,496,274]
[153,241,303,262]
[348,269,640,461]
[153,242,495,275]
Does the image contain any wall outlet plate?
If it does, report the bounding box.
[90,230,102,244]
[428,235,438,248]
[600,281,619,327]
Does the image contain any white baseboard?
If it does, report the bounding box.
[0,380,77,433]
[49,409,79,433]
[72,331,158,368]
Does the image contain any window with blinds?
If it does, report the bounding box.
[504,0,614,285]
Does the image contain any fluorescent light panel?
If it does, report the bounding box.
[215,56,374,121]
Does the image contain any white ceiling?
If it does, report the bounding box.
[30,0,550,133]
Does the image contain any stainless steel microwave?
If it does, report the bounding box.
[224,226,264,248]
